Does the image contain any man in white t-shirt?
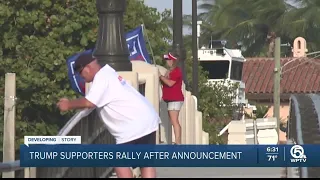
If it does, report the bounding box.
[57,53,160,178]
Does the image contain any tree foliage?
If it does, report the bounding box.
[0,0,171,156]
[245,103,269,119]
[124,0,171,63]
[193,0,320,57]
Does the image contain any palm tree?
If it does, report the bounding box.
[160,10,195,51]
[163,0,320,57]
[196,0,294,57]
[282,0,320,52]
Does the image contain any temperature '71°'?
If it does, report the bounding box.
[267,155,278,161]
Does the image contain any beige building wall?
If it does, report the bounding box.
[265,103,290,123]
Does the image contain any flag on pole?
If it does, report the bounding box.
[126,25,151,63]
[66,49,93,96]
[66,25,151,95]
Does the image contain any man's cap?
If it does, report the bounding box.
[74,53,96,73]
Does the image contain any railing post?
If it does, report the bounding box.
[3,73,16,178]
[30,167,36,178]
[24,168,30,178]
[253,120,258,144]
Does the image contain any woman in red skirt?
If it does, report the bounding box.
[159,51,184,144]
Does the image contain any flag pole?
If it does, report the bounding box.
[141,24,156,66]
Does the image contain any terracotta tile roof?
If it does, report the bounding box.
[242,57,320,94]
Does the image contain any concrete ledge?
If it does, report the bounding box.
[228,134,246,141]
[257,129,278,145]
[228,121,246,133]
[245,118,277,130]
[228,134,246,144]
[202,131,209,144]
[228,139,246,144]
[195,111,202,144]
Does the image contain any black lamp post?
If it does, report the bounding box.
[192,0,198,98]
[172,0,187,85]
[94,0,132,71]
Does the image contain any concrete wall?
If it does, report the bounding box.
[227,118,279,145]
[265,103,289,123]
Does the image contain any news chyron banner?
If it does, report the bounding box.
[24,136,81,146]
[20,141,319,167]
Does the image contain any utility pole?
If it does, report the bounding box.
[192,0,198,99]
[3,73,16,178]
[273,37,281,137]
[172,0,187,85]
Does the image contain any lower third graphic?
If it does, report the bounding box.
[290,145,307,163]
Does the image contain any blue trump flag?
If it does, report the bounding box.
[67,25,151,95]
[126,25,151,63]
[66,49,93,96]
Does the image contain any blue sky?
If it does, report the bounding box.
[144,0,192,15]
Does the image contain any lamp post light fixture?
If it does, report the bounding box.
[94,0,132,71]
